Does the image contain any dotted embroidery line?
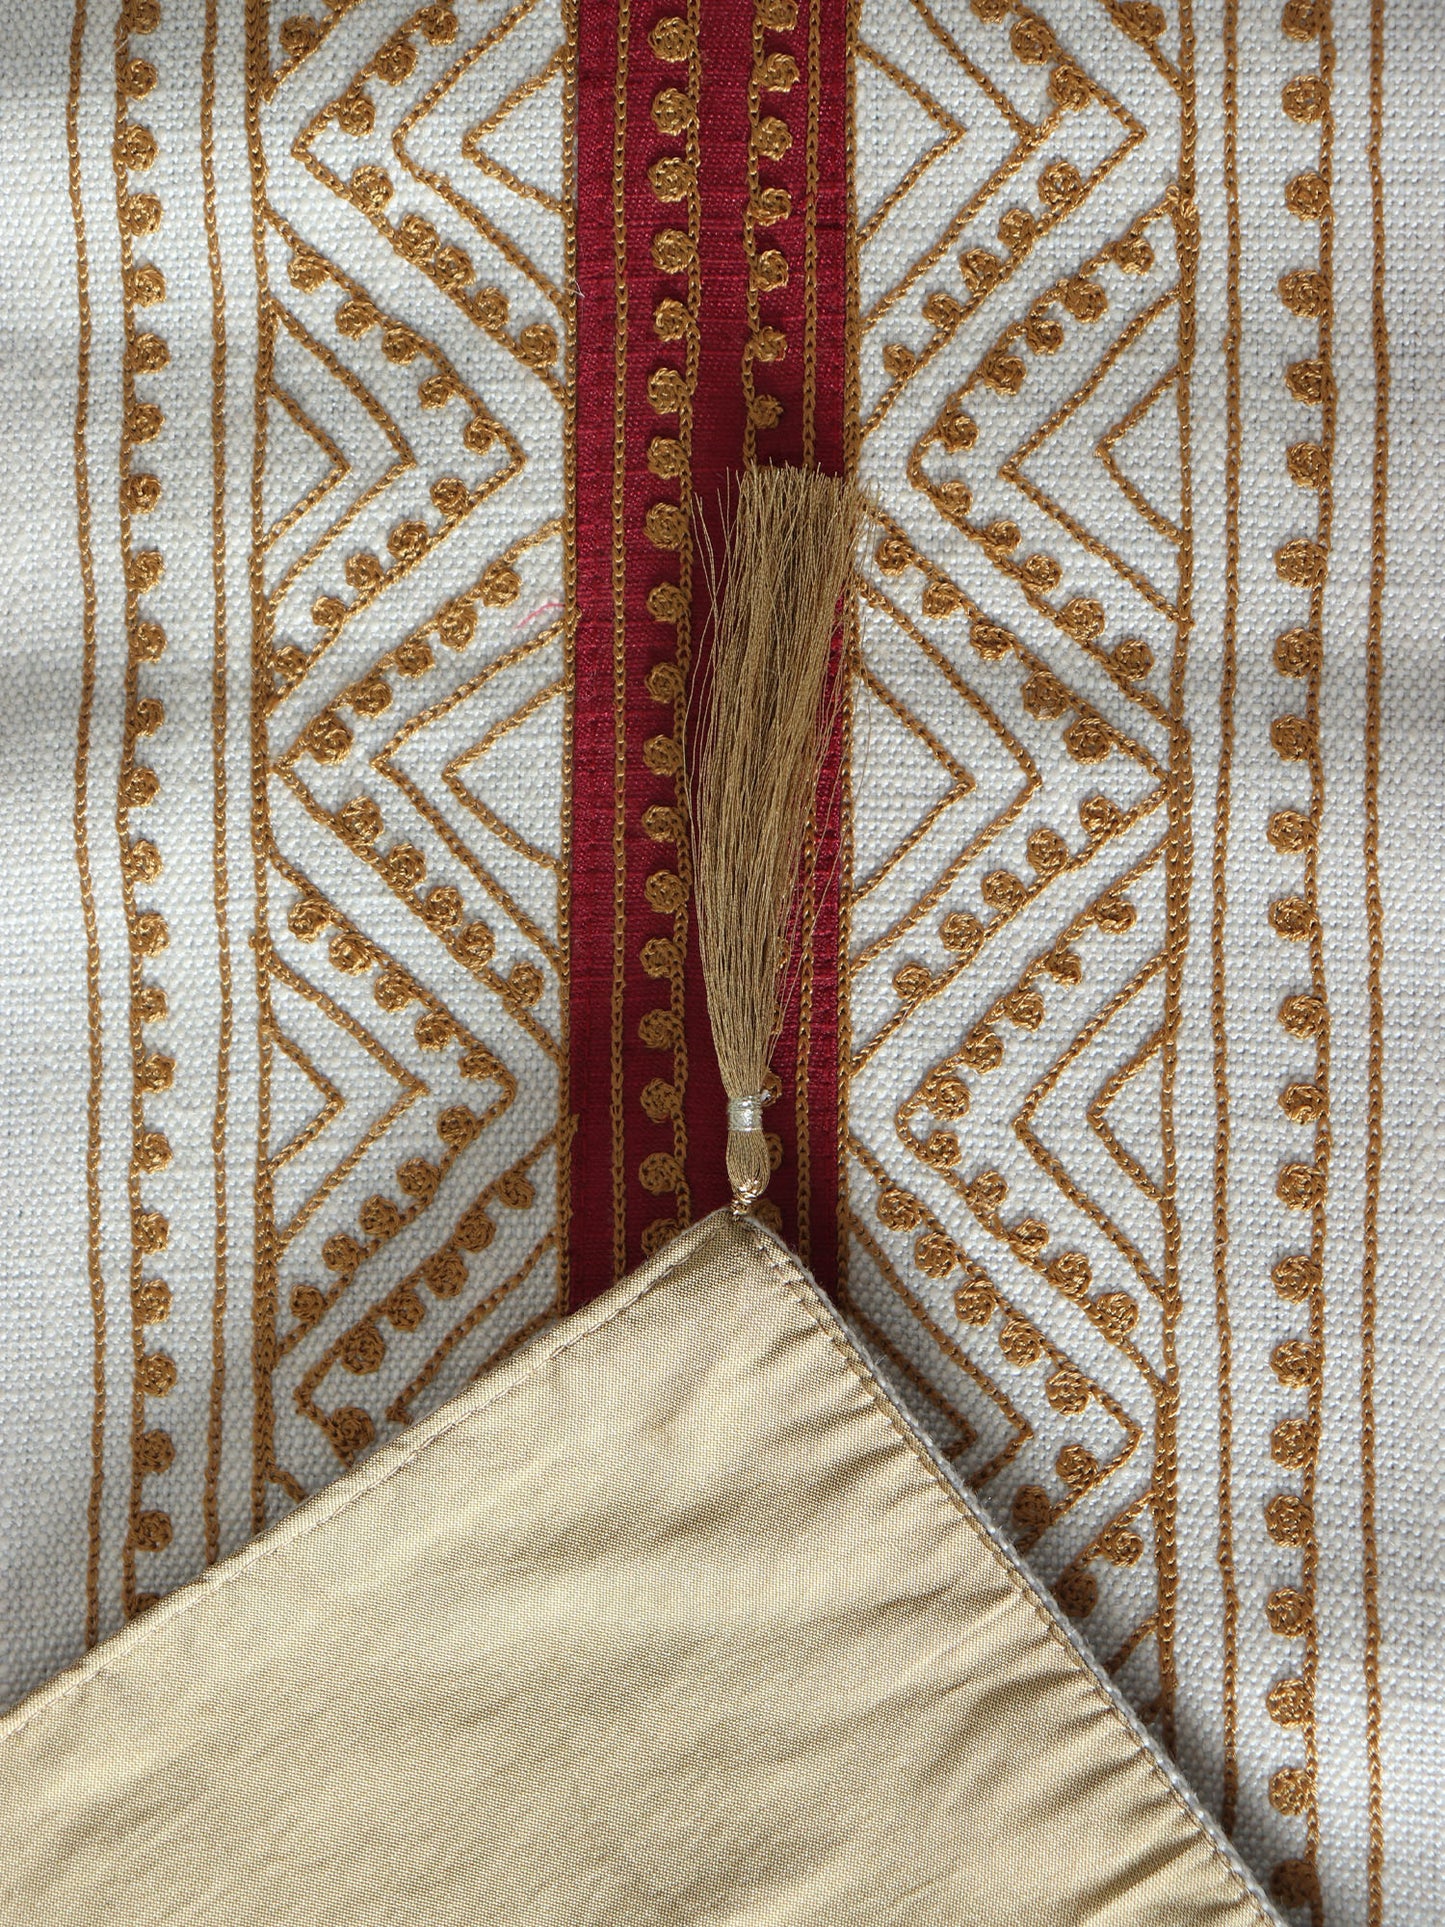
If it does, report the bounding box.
[1253,2,1337,1909]
[268,860,528,1470]
[740,0,804,461]
[633,3,701,1260]
[111,0,181,1619]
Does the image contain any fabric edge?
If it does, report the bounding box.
[0,1201,1284,1927]
[738,1214,1286,1927]
[0,1209,734,1746]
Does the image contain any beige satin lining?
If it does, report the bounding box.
[0,1213,1273,1925]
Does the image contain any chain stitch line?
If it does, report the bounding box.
[201,0,235,1572]
[1361,0,1388,1910]
[66,0,110,1652]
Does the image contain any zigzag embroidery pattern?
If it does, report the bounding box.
[249,0,574,1522]
[845,0,1191,1735]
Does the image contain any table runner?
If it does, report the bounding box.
[0,1,1439,1921]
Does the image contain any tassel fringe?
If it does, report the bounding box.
[690,466,861,1214]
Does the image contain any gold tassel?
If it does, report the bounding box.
[690,466,861,1215]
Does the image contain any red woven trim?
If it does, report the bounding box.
[570,0,848,1302]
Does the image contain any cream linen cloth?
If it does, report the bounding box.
[0,1210,1275,1926]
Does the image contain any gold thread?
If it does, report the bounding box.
[793,0,825,1261]
[632,0,699,1256]
[67,0,108,1650]
[842,1183,1029,1487]
[387,1229,558,1425]
[1291,0,1336,1880]
[287,1,570,380]
[1248,1,1340,1887]
[244,0,278,1534]
[852,41,963,248]
[111,0,178,1618]
[555,0,577,1315]
[836,0,862,1303]
[1362,0,1388,1910]
[802,0,820,462]
[201,0,234,1570]
[298,1134,554,1448]
[1215,0,1242,1829]
[610,0,630,1275]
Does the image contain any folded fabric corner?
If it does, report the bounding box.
[0,1210,1274,1926]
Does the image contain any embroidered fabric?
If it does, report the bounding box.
[0,4,1440,1921]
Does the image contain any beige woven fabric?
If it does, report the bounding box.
[0,1209,1271,1927]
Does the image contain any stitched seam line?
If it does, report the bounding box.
[738,1219,1279,1927]
[0,1206,1277,1927]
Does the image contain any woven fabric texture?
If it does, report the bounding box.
[0,3,1439,1923]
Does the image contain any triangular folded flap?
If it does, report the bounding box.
[0,1213,1274,1926]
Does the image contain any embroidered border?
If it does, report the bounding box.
[1220,0,1342,1904]
[244,0,573,1508]
[630,0,700,1262]
[199,0,235,1573]
[570,0,847,1292]
[842,0,1199,1744]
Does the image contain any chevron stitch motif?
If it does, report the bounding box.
[247,0,574,1524]
[844,0,1192,1737]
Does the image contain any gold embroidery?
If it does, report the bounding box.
[67,0,110,1650]
[108,0,183,1619]
[1361,1,1388,1915]
[1216,0,1341,1882]
[244,0,573,1513]
[845,0,1199,1745]
[607,0,632,1275]
[200,0,235,1571]
[632,0,700,1260]
[742,0,804,454]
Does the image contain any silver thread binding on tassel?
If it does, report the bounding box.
[727,1093,765,1134]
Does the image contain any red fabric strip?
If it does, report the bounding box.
[571,0,848,1303]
